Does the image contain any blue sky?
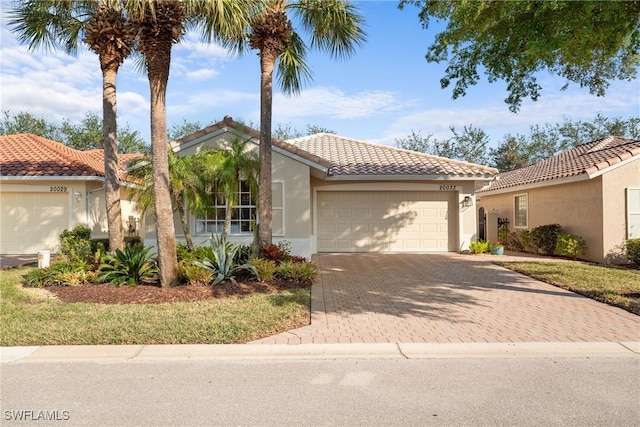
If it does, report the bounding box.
[1,0,638,148]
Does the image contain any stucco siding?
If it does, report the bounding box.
[479,178,605,262]
[601,159,640,262]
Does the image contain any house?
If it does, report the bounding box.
[160,116,498,258]
[0,118,499,257]
[477,136,640,263]
[0,133,141,254]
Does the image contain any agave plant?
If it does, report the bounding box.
[194,235,257,285]
[98,245,158,287]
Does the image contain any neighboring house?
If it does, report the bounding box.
[158,116,498,258]
[477,136,640,264]
[0,134,140,254]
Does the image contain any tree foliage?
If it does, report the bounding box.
[1,110,147,153]
[400,0,640,111]
[395,125,488,164]
[397,114,639,171]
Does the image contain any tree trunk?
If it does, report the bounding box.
[148,47,178,288]
[224,200,232,240]
[258,53,276,253]
[102,66,125,253]
[175,192,194,251]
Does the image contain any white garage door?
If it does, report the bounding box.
[0,192,70,254]
[317,191,453,252]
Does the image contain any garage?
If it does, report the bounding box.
[0,190,70,254]
[317,191,455,252]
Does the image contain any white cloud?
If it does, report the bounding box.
[273,87,409,120]
[185,68,219,81]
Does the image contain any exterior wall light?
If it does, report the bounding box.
[462,196,473,208]
[73,192,82,202]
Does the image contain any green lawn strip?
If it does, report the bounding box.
[498,261,640,315]
[1,267,310,346]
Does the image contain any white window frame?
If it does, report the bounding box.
[627,188,640,239]
[195,180,256,236]
[513,193,528,228]
[272,181,285,237]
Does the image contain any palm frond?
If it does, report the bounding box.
[290,0,366,60]
[276,30,312,95]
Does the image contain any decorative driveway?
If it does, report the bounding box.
[252,253,640,345]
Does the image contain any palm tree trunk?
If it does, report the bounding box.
[175,192,194,250]
[148,47,178,288]
[258,53,276,253]
[102,66,125,253]
[224,200,232,239]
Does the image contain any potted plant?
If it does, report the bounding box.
[489,242,504,256]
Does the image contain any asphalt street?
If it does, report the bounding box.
[2,355,639,426]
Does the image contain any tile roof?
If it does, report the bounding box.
[478,136,640,193]
[287,133,499,177]
[175,116,498,178]
[0,133,140,178]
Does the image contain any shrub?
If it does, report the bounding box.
[262,243,288,263]
[194,235,258,285]
[98,245,158,287]
[555,233,588,259]
[277,240,292,257]
[498,227,510,245]
[276,260,319,281]
[59,225,92,265]
[249,258,278,282]
[178,260,213,286]
[22,259,77,288]
[530,224,564,255]
[90,238,110,253]
[125,236,142,247]
[176,243,193,262]
[233,244,252,265]
[469,241,490,254]
[626,238,640,266]
[505,230,532,252]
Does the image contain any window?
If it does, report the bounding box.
[628,188,640,239]
[196,181,255,235]
[514,194,528,228]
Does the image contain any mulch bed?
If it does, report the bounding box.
[46,279,311,305]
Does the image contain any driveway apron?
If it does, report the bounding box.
[251,253,640,344]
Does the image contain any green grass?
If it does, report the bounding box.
[0,267,310,346]
[499,261,640,315]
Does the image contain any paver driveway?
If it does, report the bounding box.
[252,253,640,344]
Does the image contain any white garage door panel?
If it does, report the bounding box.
[317,191,452,252]
[0,192,69,254]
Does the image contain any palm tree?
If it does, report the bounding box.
[126,0,256,287]
[128,150,212,251]
[248,0,366,251]
[206,137,259,239]
[9,0,134,253]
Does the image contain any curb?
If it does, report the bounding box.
[2,342,638,363]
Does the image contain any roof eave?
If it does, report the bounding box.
[0,175,105,182]
[323,173,498,181]
[477,173,590,196]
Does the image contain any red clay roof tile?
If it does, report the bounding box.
[478,136,640,193]
[0,133,140,178]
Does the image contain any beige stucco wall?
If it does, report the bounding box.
[601,158,640,262]
[478,178,605,261]
[309,178,481,252]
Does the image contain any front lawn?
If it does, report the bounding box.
[499,261,640,315]
[0,267,311,346]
